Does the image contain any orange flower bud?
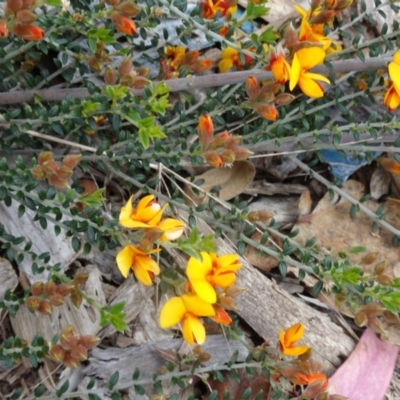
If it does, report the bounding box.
[224,284,245,297]
[137,66,150,77]
[119,72,136,87]
[38,300,53,315]
[31,166,46,180]
[41,159,59,176]
[283,22,298,49]
[374,260,386,274]
[190,59,213,72]
[111,12,136,35]
[48,175,70,190]
[49,293,65,306]
[13,24,44,41]
[70,344,88,361]
[208,131,230,150]
[219,26,228,36]
[220,149,236,164]
[78,335,101,349]
[274,93,295,106]
[234,146,254,161]
[132,76,149,89]
[57,166,73,180]
[198,114,214,149]
[57,283,74,296]
[309,9,336,24]
[31,282,44,296]
[104,66,118,85]
[181,50,199,65]
[210,306,232,325]
[62,154,82,169]
[43,281,57,296]
[303,374,328,398]
[70,291,83,308]
[245,76,260,101]
[15,10,37,27]
[26,295,40,311]
[203,150,222,168]
[255,103,278,121]
[119,56,133,76]
[378,157,400,174]
[0,19,9,37]
[332,0,353,11]
[376,274,392,286]
[117,1,141,17]
[49,344,66,362]
[22,0,35,8]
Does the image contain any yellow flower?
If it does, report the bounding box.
[384,51,400,111]
[116,244,160,284]
[268,46,291,84]
[219,46,253,73]
[289,47,330,98]
[157,218,186,241]
[187,252,242,303]
[159,294,216,345]
[119,194,167,229]
[279,323,310,356]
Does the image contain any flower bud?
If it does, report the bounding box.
[217,296,237,310]
[210,306,232,325]
[354,310,367,327]
[274,92,295,106]
[315,392,329,400]
[203,151,222,168]
[22,0,35,8]
[87,56,103,72]
[132,76,149,89]
[137,66,150,77]
[6,0,23,13]
[78,335,101,349]
[111,12,136,35]
[41,159,59,176]
[374,260,386,274]
[60,326,78,350]
[198,114,214,150]
[13,24,44,41]
[38,151,54,165]
[70,291,83,308]
[283,22,298,49]
[15,10,37,27]
[303,375,328,398]
[49,344,66,362]
[223,135,242,149]
[31,281,44,296]
[220,149,235,164]
[117,1,141,17]
[233,146,253,161]
[376,274,392,286]
[73,272,89,285]
[38,300,53,315]
[255,103,278,121]
[119,72,136,87]
[62,154,82,169]
[63,352,80,369]
[119,56,133,76]
[57,283,74,296]
[208,131,230,150]
[43,281,57,296]
[48,175,70,190]
[103,66,118,85]
[309,9,336,24]
[245,76,260,101]
[26,295,40,311]
[49,293,65,306]
[106,0,121,5]
[332,0,353,11]
[247,210,273,222]
[57,166,73,180]
[70,344,88,361]
[0,19,9,38]
[223,284,245,297]
[191,59,213,72]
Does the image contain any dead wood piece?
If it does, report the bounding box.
[0,200,75,283]
[0,258,18,301]
[85,335,249,389]
[244,181,307,196]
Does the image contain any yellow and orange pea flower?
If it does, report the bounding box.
[219,47,253,73]
[13,24,44,40]
[200,0,236,19]
[157,218,186,241]
[159,294,216,345]
[186,251,242,304]
[384,50,400,111]
[290,371,328,387]
[268,46,291,84]
[279,322,310,356]
[116,244,160,284]
[289,46,330,98]
[119,194,167,229]
[111,11,136,35]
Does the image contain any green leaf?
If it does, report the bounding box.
[71,236,81,252]
[46,0,62,5]
[108,371,119,390]
[56,380,69,397]
[258,27,278,44]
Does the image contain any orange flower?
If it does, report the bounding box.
[268,46,291,84]
[279,322,310,356]
[13,24,44,41]
[255,103,278,121]
[111,12,136,35]
[201,0,236,19]
[384,83,400,111]
[0,19,8,38]
[210,305,232,325]
[198,114,214,149]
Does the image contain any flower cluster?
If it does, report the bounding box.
[1,0,44,41]
[107,0,140,36]
[384,51,400,111]
[103,56,150,88]
[160,46,213,80]
[116,195,185,284]
[26,273,89,315]
[159,251,242,345]
[31,151,82,190]
[48,326,100,369]
[197,114,253,167]
[201,0,237,20]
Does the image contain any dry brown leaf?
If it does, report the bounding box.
[184,161,256,205]
[293,180,400,277]
[244,231,282,272]
[370,167,391,200]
